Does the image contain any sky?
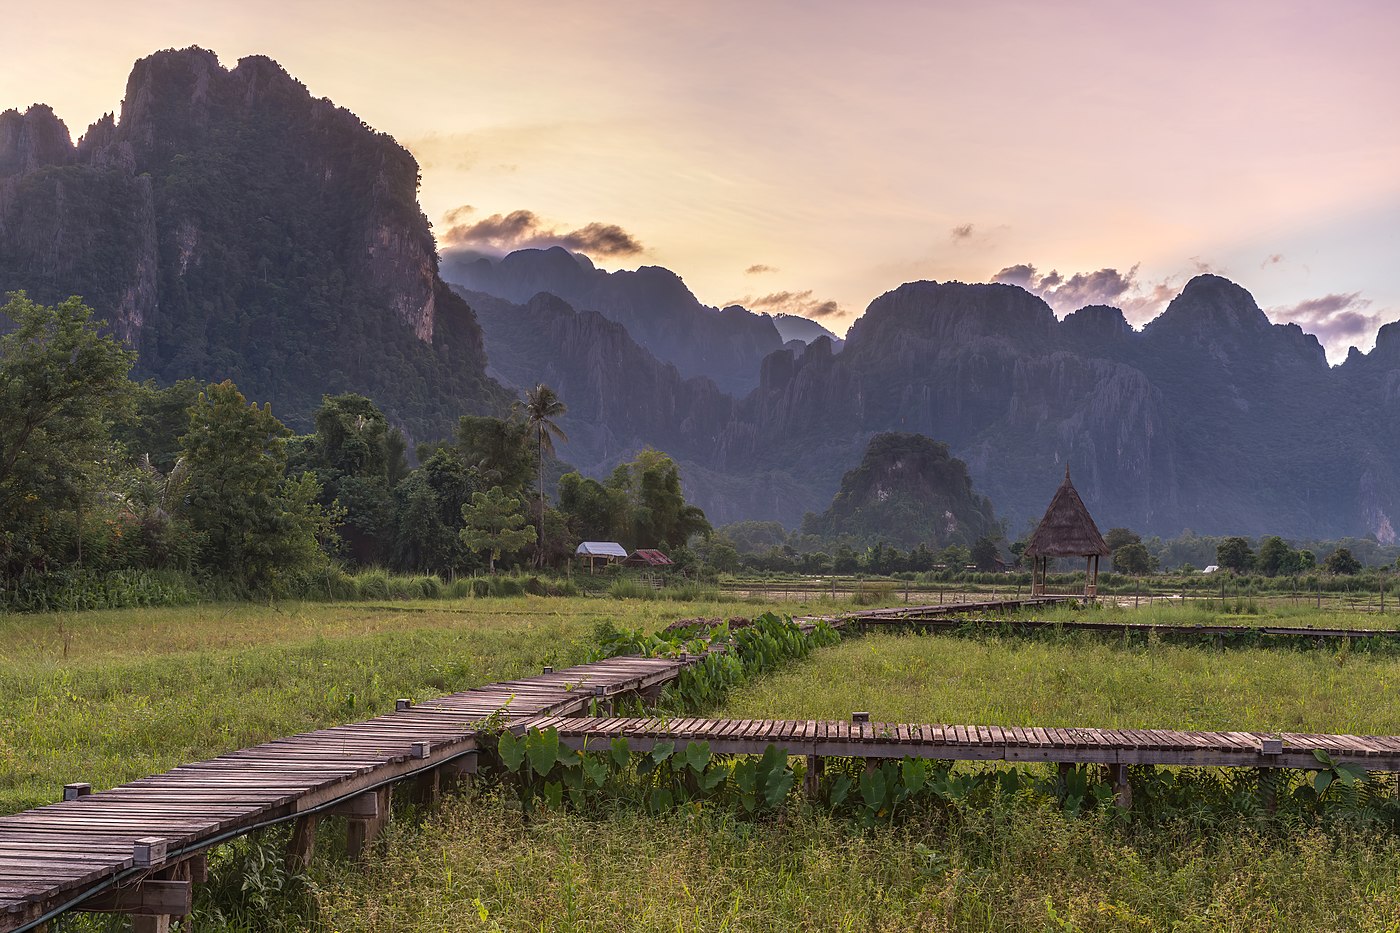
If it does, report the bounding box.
[5,0,1399,362]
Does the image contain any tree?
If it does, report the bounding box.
[971,536,1001,571]
[1324,547,1362,575]
[1216,537,1254,574]
[456,415,533,495]
[296,394,408,565]
[0,293,135,574]
[517,385,568,562]
[1112,542,1153,576]
[1104,527,1141,552]
[181,381,336,587]
[459,486,536,573]
[608,449,711,549]
[1256,535,1301,577]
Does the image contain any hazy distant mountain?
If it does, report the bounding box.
[771,313,843,349]
[442,247,784,395]
[0,47,506,438]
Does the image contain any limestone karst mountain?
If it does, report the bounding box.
[0,47,506,439]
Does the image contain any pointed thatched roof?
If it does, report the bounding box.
[1024,467,1111,557]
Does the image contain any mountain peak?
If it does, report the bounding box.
[1146,273,1271,338]
[0,104,73,177]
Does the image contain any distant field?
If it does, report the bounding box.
[0,594,831,815]
[1025,599,1400,631]
[717,630,1400,736]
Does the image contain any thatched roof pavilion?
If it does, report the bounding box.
[1025,466,1110,596]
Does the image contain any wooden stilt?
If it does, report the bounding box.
[1108,763,1131,809]
[286,814,319,873]
[804,755,824,799]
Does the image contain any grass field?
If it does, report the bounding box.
[1025,598,1400,631]
[304,798,1400,933]
[0,594,830,815]
[13,596,1400,932]
[715,629,1400,735]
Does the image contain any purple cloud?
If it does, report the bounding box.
[1269,292,1384,348]
[439,207,644,258]
[992,262,1173,321]
[728,289,844,319]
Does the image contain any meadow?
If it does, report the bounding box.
[716,630,1400,735]
[12,594,1400,932]
[0,594,827,815]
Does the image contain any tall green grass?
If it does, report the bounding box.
[718,631,1400,736]
[304,795,1400,933]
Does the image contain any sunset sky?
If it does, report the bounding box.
[6,0,1398,361]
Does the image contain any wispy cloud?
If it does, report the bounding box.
[950,223,975,241]
[1260,253,1284,268]
[1269,292,1385,354]
[438,206,644,258]
[991,262,1176,321]
[728,289,844,319]
[745,263,778,275]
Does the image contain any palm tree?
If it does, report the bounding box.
[515,384,568,562]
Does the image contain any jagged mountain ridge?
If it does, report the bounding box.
[5,50,1397,540]
[443,246,785,395]
[0,47,507,438]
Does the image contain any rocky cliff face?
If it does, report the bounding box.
[0,47,505,437]
[443,246,784,395]
[696,274,1395,539]
[459,287,735,471]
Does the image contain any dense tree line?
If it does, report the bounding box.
[0,295,712,599]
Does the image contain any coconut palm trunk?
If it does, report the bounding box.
[518,384,568,568]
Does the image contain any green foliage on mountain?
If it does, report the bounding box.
[800,433,998,550]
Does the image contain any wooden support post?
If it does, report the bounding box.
[338,786,392,861]
[81,879,192,932]
[410,765,441,809]
[804,755,824,799]
[1108,763,1131,809]
[287,814,319,873]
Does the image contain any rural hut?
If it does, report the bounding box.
[1024,466,1111,597]
[576,541,628,573]
[622,549,674,568]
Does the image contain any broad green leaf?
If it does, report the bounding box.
[651,742,675,764]
[497,729,525,772]
[526,727,560,779]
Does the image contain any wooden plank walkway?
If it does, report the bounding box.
[797,596,1075,627]
[832,608,1400,642]
[522,715,1400,772]
[0,654,685,933]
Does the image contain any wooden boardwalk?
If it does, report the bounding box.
[0,655,684,933]
[797,596,1075,628]
[833,606,1400,642]
[5,594,1398,930]
[519,715,1400,772]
